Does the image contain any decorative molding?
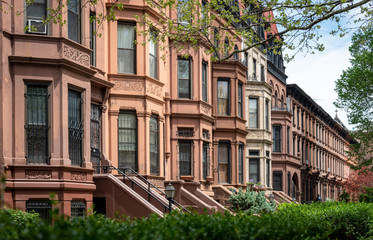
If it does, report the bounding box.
[70,171,87,181]
[201,105,211,115]
[63,45,90,66]
[113,80,144,92]
[25,169,52,179]
[146,82,162,97]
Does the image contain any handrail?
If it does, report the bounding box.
[99,165,169,213]
[119,167,191,214]
[100,165,191,214]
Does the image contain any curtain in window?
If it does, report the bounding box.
[249,98,258,128]
[118,112,137,170]
[217,80,229,115]
[118,24,135,74]
[149,31,157,79]
[218,143,230,183]
[178,59,191,98]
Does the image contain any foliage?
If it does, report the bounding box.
[359,187,373,203]
[344,166,373,200]
[0,202,373,239]
[339,190,350,202]
[228,188,276,214]
[335,26,373,169]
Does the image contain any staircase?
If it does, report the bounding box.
[93,166,191,218]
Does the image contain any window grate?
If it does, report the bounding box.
[25,85,49,164]
[150,115,159,175]
[68,89,83,166]
[118,111,137,171]
[202,142,209,179]
[26,200,51,223]
[71,201,86,217]
[90,104,100,173]
[179,141,192,176]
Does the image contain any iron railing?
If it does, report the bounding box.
[100,165,192,214]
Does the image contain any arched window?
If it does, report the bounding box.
[224,37,229,57]
[274,91,278,107]
[281,96,284,109]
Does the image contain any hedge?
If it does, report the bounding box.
[0,202,372,240]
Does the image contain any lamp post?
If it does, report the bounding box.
[165,183,175,213]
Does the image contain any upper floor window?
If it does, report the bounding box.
[217,78,230,116]
[272,125,281,152]
[260,65,265,82]
[68,0,80,43]
[68,89,83,166]
[224,37,229,57]
[249,98,258,128]
[178,58,191,99]
[177,0,190,26]
[265,99,269,130]
[26,0,47,34]
[238,82,243,118]
[253,58,257,79]
[233,45,239,60]
[149,30,158,79]
[118,22,136,74]
[202,61,208,102]
[25,84,49,164]
[89,12,96,66]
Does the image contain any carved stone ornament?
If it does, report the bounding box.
[201,105,211,115]
[25,169,52,179]
[113,81,144,92]
[70,171,87,181]
[146,82,162,97]
[63,45,90,66]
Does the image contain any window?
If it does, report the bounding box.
[217,78,230,115]
[297,109,300,126]
[274,91,278,107]
[273,171,283,191]
[118,111,137,171]
[238,82,243,118]
[238,143,244,184]
[293,135,296,156]
[202,61,208,102]
[233,45,239,60]
[26,0,47,34]
[178,58,191,99]
[177,0,190,25]
[89,12,96,66]
[203,142,209,179]
[266,159,270,187]
[260,65,265,82]
[26,200,51,223]
[179,141,192,176]
[25,85,49,164]
[214,29,219,58]
[149,30,158,79]
[287,172,291,196]
[265,99,269,130]
[150,115,159,175]
[71,201,86,218]
[68,0,80,42]
[301,112,304,130]
[218,142,230,183]
[224,37,229,57]
[118,22,136,74]
[272,125,281,152]
[252,58,257,79]
[68,89,83,166]
[249,98,258,128]
[249,158,259,183]
[287,127,290,154]
[90,104,101,173]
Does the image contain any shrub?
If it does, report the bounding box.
[359,187,373,203]
[228,188,276,214]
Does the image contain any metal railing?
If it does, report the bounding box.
[100,165,191,214]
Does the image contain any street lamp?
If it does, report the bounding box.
[292,197,297,203]
[165,183,176,213]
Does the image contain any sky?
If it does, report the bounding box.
[284,21,355,131]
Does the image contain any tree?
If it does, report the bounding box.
[334,26,373,169]
[3,0,372,61]
[343,166,373,201]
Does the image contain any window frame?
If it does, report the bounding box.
[238,143,244,184]
[217,78,230,116]
[150,114,160,175]
[178,57,192,99]
[249,97,258,128]
[68,88,84,167]
[202,61,208,102]
[272,125,282,152]
[149,29,158,79]
[179,140,192,176]
[89,11,96,66]
[238,82,243,118]
[67,0,81,43]
[218,141,231,184]
[118,111,138,171]
[25,0,48,35]
[117,22,137,74]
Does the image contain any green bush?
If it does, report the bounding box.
[359,187,373,203]
[0,202,372,240]
[228,189,276,214]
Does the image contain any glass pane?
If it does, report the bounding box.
[202,63,207,102]
[178,60,190,79]
[149,55,157,79]
[179,142,191,176]
[118,24,135,49]
[68,11,79,42]
[217,81,228,98]
[118,49,135,74]
[27,3,46,18]
[118,112,137,170]
[68,0,78,13]
[150,116,159,175]
[178,79,190,98]
[249,98,258,128]
[218,144,229,164]
[249,159,259,182]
